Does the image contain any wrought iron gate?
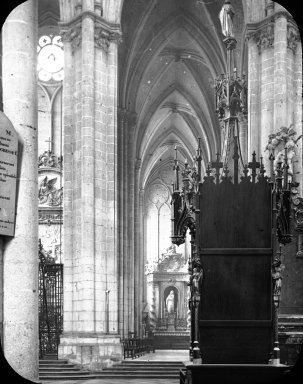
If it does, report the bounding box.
[39,240,63,358]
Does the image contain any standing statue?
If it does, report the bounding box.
[272,258,283,296]
[190,267,203,297]
[219,0,235,38]
[166,290,175,313]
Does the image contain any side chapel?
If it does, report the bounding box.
[0,0,302,382]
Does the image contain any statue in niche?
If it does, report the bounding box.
[219,0,235,38]
[166,290,176,313]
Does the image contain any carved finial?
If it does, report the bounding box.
[222,165,231,179]
[206,164,212,177]
[248,151,260,183]
[211,153,223,185]
[241,164,251,182]
[258,156,266,179]
[196,138,203,182]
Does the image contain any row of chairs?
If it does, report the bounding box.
[122,337,155,359]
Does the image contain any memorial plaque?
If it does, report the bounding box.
[0,112,18,236]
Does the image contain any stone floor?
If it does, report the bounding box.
[41,350,189,384]
[128,349,189,361]
[41,380,177,384]
[42,381,177,384]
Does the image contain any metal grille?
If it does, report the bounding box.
[39,242,63,358]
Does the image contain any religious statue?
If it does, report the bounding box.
[219,0,235,38]
[265,124,302,183]
[272,258,283,296]
[38,176,63,206]
[166,244,177,254]
[166,290,175,313]
[190,267,203,297]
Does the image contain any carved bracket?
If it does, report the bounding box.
[60,26,82,53]
[255,23,274,53]
[287,25,300,53]
[94,26,122,52]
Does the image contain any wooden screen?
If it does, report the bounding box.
[198,176,273,363]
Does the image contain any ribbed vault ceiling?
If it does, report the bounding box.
[120,0,245,189]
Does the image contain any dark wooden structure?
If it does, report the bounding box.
[197,167,272,363]
[180,364,291,384]
[171,137,292,371]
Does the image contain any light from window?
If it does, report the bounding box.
[37,35,64,82]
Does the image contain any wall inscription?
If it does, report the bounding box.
[0,112,18,236]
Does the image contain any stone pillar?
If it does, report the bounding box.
[1,1,39,381]
[117,108,127,337]
[79,0,96,333]
[293,33,302,194]
[247,36,260,157]
[274,15,288,129]
[127,116,136,334]
[260,23,274,169]
[134,159,141,336]
[61,37,74,335]
[122,111,129,337]
[58,1,122,369]
[138,188,145,337]
[247,10,298,166]
[105,27,119,337]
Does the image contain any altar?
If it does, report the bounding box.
[145,245,190,349]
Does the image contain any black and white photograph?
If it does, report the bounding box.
[0,1,302,383]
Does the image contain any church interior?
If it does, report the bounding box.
[0,0,302,383]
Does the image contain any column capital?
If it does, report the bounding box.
[59,12,122,53]
[94,26,122,52]
[60,26,82,53]
[246,21,274,53]
[245,9,298,49]
[287,25,300,54]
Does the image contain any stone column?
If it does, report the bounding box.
[120,111,129,337]
[79,0,96,333]
[117,108,126,337]
[138,188,145,337]
[105,28,119,337]
[274,15,288,129]
[259,23,274,169]
[61,34,74,335]
[58,1,122,369]
[247,36,260,157]
[293,33,302,194]
[134,159,141,336]
[127,116,136,335]
[1,1,39,381]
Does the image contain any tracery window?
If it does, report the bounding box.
[37,34,64,82]
[37,30,63,262]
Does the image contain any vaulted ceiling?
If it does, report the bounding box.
[119,0,246,189]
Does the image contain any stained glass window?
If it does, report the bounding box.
[37,35,64,82]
